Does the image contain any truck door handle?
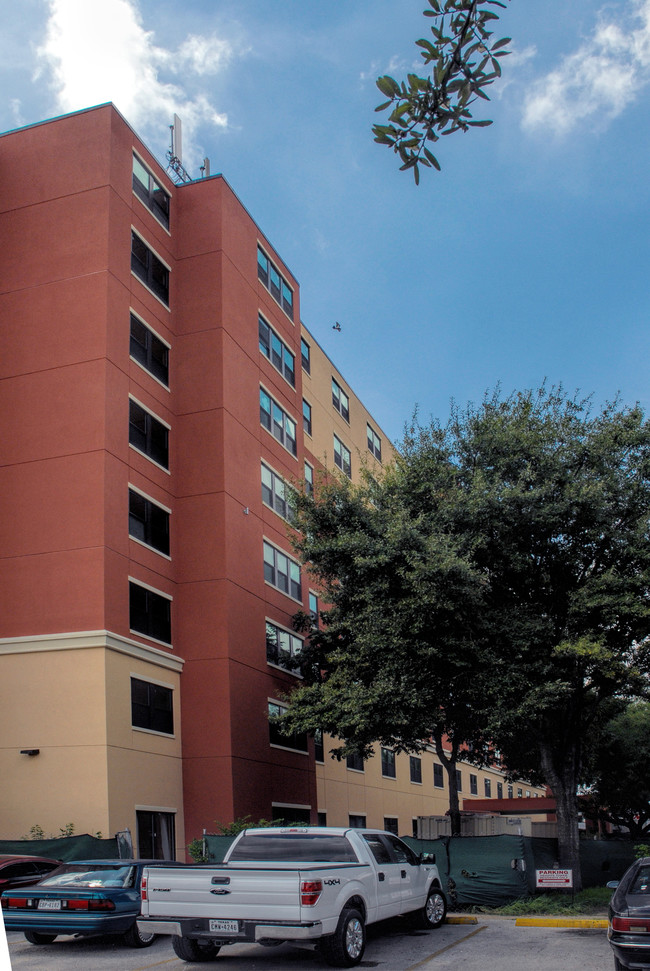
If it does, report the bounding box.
[401,870,407,879]
[378,872,385,882]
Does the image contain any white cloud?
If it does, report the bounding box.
[35,0,231,162]
[522,0,650,135]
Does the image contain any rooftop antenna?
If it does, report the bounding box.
[166,114,192,185]
[201,157,211,178]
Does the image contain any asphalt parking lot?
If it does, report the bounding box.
[4,916,614,971]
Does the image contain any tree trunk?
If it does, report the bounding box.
[434,733,461,836]
[539,739,583,892]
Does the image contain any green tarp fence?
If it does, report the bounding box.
[204,835,237,861]
[404,835,639,907]
[0,834,119,862]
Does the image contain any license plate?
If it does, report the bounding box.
[38,899,62,910]
[209,919,239,933]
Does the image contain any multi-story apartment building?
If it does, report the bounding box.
[0,104,543,858]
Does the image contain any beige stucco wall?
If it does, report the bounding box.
[0,632,184,856]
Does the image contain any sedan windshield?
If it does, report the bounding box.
[37,864,136,889]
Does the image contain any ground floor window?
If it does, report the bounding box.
[136,810,176,859]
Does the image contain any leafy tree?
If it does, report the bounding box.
[587,702,650,839]
[284,387,650,889]
[373,0,511,182]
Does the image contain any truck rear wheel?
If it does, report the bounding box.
[321,907,366,967]
[171,935,221,961]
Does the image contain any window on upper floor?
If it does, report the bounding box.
[263,540,302,601]
[497,782,503,799]
[129,488,170,556]
[261,463,295,523]
[508,784,514,799]
[309,591,319,627]
[346,751,364,772]
[258,315,295,386]
[470,773,478,795]
[257,245,294,319]
[268,700,308,752]
[129,398,169,470]
[303,399,312,436]
[131,231,169,306]
[301,338,311,373]
[367,423,382,462]
[131,676,173,735]
[434,763,444,788]
[260,388,297,457]
[484,778,492,797]
[129,580,171,645]
[132,153,170,230]
[410,756,422,784]
[333,434,351,478]
[456,769,463,792]
[332,378,349,422]
[381,747,396,779]
[266,620,303,671]
[314,729,324,763]
[130,313,169,386]
[304,462,314,496]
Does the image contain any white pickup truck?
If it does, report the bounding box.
[138,826,446,967]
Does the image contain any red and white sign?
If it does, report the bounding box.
[536,869,573,889]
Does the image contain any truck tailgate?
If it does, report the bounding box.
[144,866,303,922]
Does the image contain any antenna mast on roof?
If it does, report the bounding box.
[166,114,192,185]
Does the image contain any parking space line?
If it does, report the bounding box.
[406,924,487,969]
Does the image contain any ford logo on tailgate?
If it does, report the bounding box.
[210,888,230,895]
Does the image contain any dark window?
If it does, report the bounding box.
[303,399,312,436]
[484,778,492,797]
[309,591,319,627]
[410,756,422,784]
[132,154,170,230]
[497,782,503,799]
[263,540,301,600]
[384,834,419,866]
[129,399,169,469]
[508,784,514,798]
[317,812,327,826]
[363,834,392,864]
[260,389,297,456]
[334,435,351,478]
[348,815,366,829]
[131,232,169,305]
[470,773,478,795]
[367,423,382,461]
[261,463,295,522]
[456,769,463,792]
[332,379,349,422]
[130,313,169,385]
[129,581,171,644]
[434,763,444,788]
[381,747,396,779]
[131,677,173,734]
[257,245,294,319]
[314,729,324,763]
[384,818,399,835]
[346,751,364,772]
[136,810,175,860]
[258,315,295,386]
[129,489,170,556]
[301,338,311,373]
[230,832,357,863]
[268,701,308,752]
[266,620,302,670]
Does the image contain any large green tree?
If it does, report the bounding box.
[586,702,650,840]
[373,0,511,182]
[283,387,650,889]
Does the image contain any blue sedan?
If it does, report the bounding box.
[1,859,168,948]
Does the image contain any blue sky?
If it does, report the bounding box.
[3,0,650,444]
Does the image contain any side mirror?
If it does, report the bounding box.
[606,881,619,890]
[419,853,436,865]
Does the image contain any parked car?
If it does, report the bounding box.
[1,859,173,948]
[0,855,61,891]
[608,857,650,969]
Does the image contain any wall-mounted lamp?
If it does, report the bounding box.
[20,749,40,757]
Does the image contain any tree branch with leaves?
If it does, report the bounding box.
[373,0,511,182]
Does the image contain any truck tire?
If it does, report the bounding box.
[410,888,447,929]
[320,907,366,967]
[24,931,57,945]
[171,935,221,961]
[123,921,156,947]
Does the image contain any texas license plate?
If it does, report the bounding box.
[38,899,62,910]
[209,919,239,933]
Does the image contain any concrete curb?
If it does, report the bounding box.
[515,917,608,929]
